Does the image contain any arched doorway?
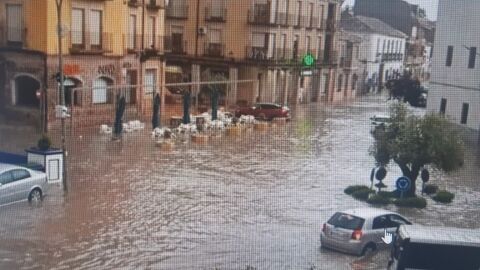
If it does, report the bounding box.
[14,75,41,107]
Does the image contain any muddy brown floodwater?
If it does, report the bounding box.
[1,96,480,270]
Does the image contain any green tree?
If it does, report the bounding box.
[370,103,465,196]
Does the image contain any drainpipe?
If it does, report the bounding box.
[194,0,200,57]
[42,53,48,133]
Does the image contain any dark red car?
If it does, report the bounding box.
[235,103,291,121]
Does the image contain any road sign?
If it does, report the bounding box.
[301,70,313,76]
[396,176,411,192]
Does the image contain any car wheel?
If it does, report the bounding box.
[258,113,266,121]
[28,188,43,203]
[361,243,377,256]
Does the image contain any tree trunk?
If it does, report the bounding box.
[397,162,421,197]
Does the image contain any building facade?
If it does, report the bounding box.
[0,0,166,130]
[340,13,407,93]
[427,0,480,132]
[163,0,344,111]
[353,0,435,82]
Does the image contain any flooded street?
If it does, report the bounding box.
[1,96,480,270]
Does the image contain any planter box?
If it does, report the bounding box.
[26,148,63,184]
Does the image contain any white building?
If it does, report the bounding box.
[427,0,480,131]
[340,13,408,93]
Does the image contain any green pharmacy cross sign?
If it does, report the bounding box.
[302,53,316,68]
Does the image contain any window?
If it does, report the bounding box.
[145,69,157,94]
[440,98,447,114]
[446,46,453,67]
[389,215,411,226]
[11,169,30,181]
[90,10,103,49]
[327,212,364,230]
[337,75,343,92]
[128,15,137,49]
[461,103,469,124]
[296,1,302,26]
[376,39,381,54]
[468,47,476,69]
[372,215,389,229]
[0,171,13,185]
[280,34,287,57]
[305,36,311,53]
[308,3,314,27]
[211,0,225,18]
[92,77,109,104]
[6,4,23,43]
[148,16,157,48]
[71,8,85,47]
[316,36,322,59]
[318,5,324,28]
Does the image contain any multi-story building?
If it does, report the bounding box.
[427,0,480,133]
[163,0,344,110]
[340,12,407,93]
[0,0,166,130]
[353,0,435,82]
[333,30,361,101]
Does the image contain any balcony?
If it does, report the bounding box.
[275,12,289,26]
[205,7,227,22]
[127,0,140,7]
[125,34,142,52]
[144,35,164,53]
[164,36,187,54]
[248,4,271,26]
[294,16,306,28]
[306,17,319,29]
[146,0,164,10]
[68,31,113,54]
[204,43,225,57]
[339,56,353,68]
[246,46,269,61]
[0,26,27,48]
[326,19,336,32]
[166,4,189,19]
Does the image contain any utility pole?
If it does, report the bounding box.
[55,0,68,192]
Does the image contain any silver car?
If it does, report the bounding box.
[0,163,48,206]
[321,208,411,256]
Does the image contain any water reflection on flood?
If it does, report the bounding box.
[1,97,479,270]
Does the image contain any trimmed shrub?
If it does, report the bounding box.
[423,184,439,195]
[377,191,396,199]
[37,135,52,151]
[367,194,391,205]
[344,185,370,195]
[352,189,375,201]
[433,190,455,203]
[394,197,427,209]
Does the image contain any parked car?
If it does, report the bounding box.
[321,208,411,256]
[235,103,290,121]
[0,163,48,206]
[388,224,480,270]
[370,115,391,127]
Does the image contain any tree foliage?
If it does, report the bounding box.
[370,103,464,195]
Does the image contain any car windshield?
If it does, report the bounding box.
[328,212,365,230]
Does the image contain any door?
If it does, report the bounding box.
[71,8,85,49]
[0,171,14,205]
[10,169,31,202]
[171,33,184,53]
[92,78,108,104]
[369,215,393,247]
[90,10,103,50]
[126,70,137,104]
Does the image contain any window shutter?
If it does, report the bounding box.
[6,4,23,42]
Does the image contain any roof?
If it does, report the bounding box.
[399,225,480,248]
[0,163,23,172]
[341,208,395,219]
[340,14,408,39]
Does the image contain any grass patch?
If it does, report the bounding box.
[377,191,396,199]
[367,194,392,205]
[394,197,427,209]
[352,189,375,201]
[344,185,370,195]
[432,190,455,203]
[423,184,439,195]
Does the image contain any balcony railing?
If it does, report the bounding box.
[146,0,164,10]
[0,26,27,48]
[205,7,227,22]
[248,4,271,26]
[125,34,142,52]
[164,36,187,54]
[294,15,306,28]
[166,4,189,19]
[339,56,353,68]
[204,43,225,57]
[144,35,164,52]
[69,31,113,54]
[125,34,165,53]
[127,0,140,7]
[318,19,327,30]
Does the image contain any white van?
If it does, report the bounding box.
[387,225,480,270]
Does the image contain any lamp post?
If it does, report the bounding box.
[55,0,68,192]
